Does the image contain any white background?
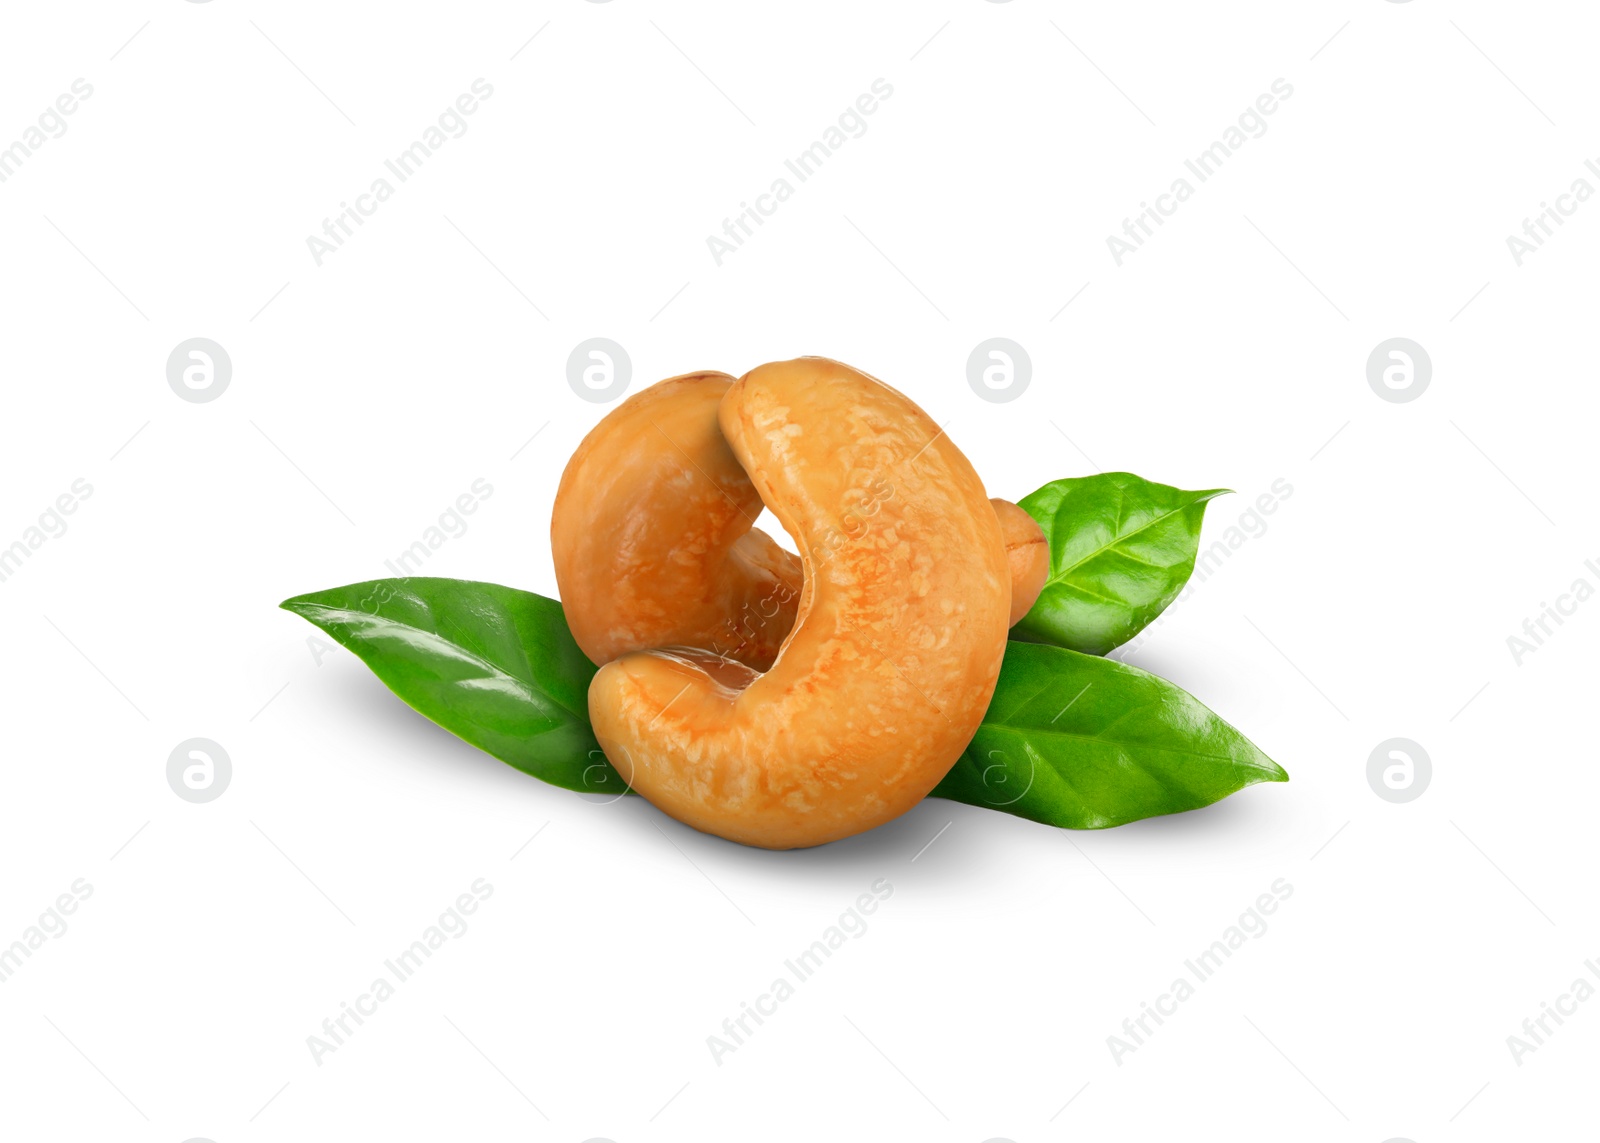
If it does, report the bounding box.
[1,2,1596,1140]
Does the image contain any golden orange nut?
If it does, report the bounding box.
[552,371,802,672]
[991,497,1049,626]
[553,380,1048,670]
[554,357,1012,848]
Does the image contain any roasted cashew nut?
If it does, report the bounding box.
[991,497,1050,627]
[552,371,803,672]
[552,357,1036,848]
[554,374,1047,669]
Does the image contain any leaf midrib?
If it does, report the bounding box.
[1042,493,1219,589]
[979,717,1265,768]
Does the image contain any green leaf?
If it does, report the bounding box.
[281,578,1283,831]
[933,641,1285,829]
[280,578,627,795]
[1013,473,1229,655]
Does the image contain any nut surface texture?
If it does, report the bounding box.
[570,357,1011,848]
[552,371,803,672]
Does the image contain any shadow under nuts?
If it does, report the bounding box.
[552,357,1046,849]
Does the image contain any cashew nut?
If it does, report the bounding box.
[553,380,1048,670]
[552,370,803,672]
[991,497,1049,626]
[555,357,1012,848]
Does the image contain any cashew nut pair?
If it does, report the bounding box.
[552,358,1047,849]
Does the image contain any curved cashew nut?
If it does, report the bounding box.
[553,371,802,672]
[553,378,1047,670]
[554,357,1014,848]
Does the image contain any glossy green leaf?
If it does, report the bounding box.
[933,641,1285,828]
[283,577,1284,831]
[1013,473,1229,655]
[280,578,627,795]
